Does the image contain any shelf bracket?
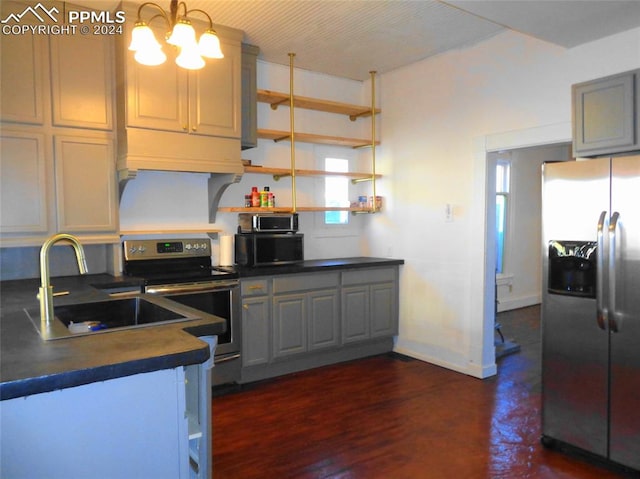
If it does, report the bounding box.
[351,210,376,216]
[351,176,374,184]
[349,111,369,122]
[273,134,291,143]
[273,173,291,181]
[208,172,243,222]
[270,98,289,110]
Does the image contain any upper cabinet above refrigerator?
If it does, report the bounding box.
[572,69,640,158]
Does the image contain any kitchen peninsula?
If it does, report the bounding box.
[0,274,225,479]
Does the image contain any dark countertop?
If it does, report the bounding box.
[0,274,226,400]
[1,258,403,401]
[221,256,404,277]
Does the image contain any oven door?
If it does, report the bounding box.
[145,281,241,385]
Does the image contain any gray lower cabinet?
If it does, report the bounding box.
[308,289,340,350]
[573,69,640,157]
[272,272,340,359]
[241,279,270,367]
[272,293,308,359]
[342,267,398,343]
[240,266,398,383]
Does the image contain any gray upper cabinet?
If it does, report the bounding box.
[0,1,118,246]
[573,70,640,157]
[241,44,259,150]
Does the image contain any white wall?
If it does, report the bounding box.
[366,27,640,378]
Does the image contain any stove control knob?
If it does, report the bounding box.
[200,243,208,250]
[129,246,137,255]
[185,243,192,250]
[138,246,146,253]
[193,244,200,250]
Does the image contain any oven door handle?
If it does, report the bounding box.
[214,353,240,364]
[146,281,238,295]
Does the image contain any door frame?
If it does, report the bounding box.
[470,122,572,376]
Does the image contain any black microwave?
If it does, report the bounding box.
[235,233,304,267]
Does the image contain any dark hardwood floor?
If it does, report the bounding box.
[212,306,634,478]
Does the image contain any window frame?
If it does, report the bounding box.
[495,159,511,275]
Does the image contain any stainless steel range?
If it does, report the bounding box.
[123,238,241,386]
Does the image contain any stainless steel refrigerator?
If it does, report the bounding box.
[541,155,640,471]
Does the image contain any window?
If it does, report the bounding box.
[324,157,349,225]
[495,160,510,274]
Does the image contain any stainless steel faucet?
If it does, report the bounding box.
[38,233,88,323]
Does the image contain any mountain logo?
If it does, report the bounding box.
[1,3,59,24]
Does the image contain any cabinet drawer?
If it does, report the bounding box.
[273,272,340,294]
[241,279,269,296]
[342,267,395,286]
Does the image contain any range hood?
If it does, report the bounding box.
[117,128,243,221]
[117,128,244,181]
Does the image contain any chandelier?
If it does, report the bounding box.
[128,0,223,70]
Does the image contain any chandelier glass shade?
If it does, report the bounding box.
[128,0,224,70]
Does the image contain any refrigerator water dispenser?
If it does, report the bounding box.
[548,240,597,297]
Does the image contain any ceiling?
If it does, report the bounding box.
[95,1,640,81]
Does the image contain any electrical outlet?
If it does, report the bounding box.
[445,203,454,222]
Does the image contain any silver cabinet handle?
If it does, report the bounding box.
[146,280,238,295]
[596,211,608,330]
[608,212,620,332]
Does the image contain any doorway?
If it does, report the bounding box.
[473,123,574,373]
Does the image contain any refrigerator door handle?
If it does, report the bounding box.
[608,212,620,332]
[596,211,608,330]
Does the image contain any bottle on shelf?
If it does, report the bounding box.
[244,195,252,207]
[261,186,270,207]
[268,192,274,207]
[251,186,260,207]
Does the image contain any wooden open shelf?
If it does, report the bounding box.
[119,226,222,238]
[257,89,380,120]
[258,129,378,149]
[217,206,378,213]
[243,165,380,182]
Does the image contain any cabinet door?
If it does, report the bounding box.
[50,32,114,130]
[342,286,370,343]
[573,71,638,157]
[125,32,188,132]
[242,296,270,367]
[0,130,49,234]
[241,44,259,149]
[272,294,307,359]
[309,289,340,351]
[190,39,241,138]
[371,283,397,337]
[54,135,117,232]
[0,32,46,125]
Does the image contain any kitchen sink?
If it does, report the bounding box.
[26,294,202,340]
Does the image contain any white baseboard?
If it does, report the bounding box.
[497,294,540,312]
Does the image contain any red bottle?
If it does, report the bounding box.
[251,187,260,207]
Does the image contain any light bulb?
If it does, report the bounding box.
[167,19,196,48]
[134,46,167,66]
[199,29,224,59]
[175,45,205,70]
[129,22,158,51]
